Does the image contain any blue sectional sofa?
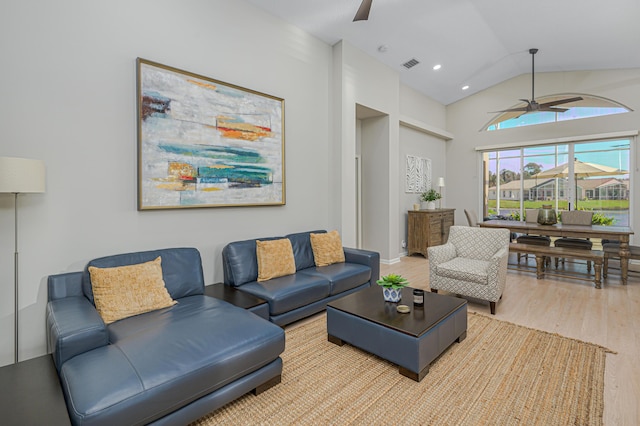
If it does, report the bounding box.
[46,247,285,426]
[222,230,380,326]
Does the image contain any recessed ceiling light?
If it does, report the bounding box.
[433,64,442,71]
[462,85,470,90]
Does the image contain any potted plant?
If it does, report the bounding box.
[376,273,409,302]
[420,189,441,210]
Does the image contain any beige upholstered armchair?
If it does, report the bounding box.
[428,225,511,314]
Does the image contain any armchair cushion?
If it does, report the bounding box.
[435,258,491,284]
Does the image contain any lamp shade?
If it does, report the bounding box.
[0,156,46,193]
[436,177,445,187]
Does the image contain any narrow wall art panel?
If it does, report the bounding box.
[136,59,285,210]
[405,155,431,193]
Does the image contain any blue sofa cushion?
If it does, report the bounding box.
[238,274,330,315]
[285,230,326,271]
[60,296,284,426]
[82,248,204,304]
[299,262,372,295]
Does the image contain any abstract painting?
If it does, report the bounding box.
[136,58,285,209]
[405,155,431,193]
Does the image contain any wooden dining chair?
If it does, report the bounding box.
[516,209,551,264]
[464,209,479,227]
[554,210,594,271]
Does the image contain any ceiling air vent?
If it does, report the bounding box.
[402,58,420,69]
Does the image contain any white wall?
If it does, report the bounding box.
[0,0,332,365]
[0,0,456,365]
[398,85,449,255]
[399,127,447,254]
[400,85,447,129]
[332,42,449,262]
[332,41,400,261]
[446,69,640,238]
[361,115,391,256]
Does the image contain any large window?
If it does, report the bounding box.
[483,139,631,226]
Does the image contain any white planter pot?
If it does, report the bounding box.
[426,201,436,210]
[420,201,429,210]
[382,287,402,303]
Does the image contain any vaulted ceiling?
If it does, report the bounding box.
[246,0,640,105]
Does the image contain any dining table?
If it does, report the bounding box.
[479,219,634,285]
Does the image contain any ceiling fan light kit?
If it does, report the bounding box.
[491,48,583,117]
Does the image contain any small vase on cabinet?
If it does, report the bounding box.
[426,201,436,210]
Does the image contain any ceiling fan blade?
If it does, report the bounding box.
[353,0,373,21]
[538,97,583,108]
[539,107,569,113]
[490,98,532,113]
[489,107,530,113]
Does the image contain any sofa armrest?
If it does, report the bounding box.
[344,247,380,284]
[488,246,510,293]
[427,243,457,266]
[47,297,109,372]
[491,246,509,262]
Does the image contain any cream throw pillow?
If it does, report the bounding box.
[88,256,176,324]
[310,230,345,267]
[256,239,296,282]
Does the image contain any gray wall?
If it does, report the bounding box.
[0,0,449,365]
[399,126,448,255]
[0,0,333,364]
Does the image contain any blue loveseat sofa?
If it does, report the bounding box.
[222,230,380,326]
[46,247,285,426]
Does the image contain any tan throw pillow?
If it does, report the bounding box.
[256,239,296,282]
[310,230,345,267]
[88,256,176,324]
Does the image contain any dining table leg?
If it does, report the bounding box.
[619,236,630,285]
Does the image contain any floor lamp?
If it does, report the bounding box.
[436,177,445,208]
[0,157,46,364]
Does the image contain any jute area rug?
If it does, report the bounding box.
[193,312,611,425]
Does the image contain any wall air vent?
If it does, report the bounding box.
[402,58,420,69]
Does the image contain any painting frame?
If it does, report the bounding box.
[136,58,285,210]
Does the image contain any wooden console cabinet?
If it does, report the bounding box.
[407,208,455,257]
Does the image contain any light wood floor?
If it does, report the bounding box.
[379,255,640,426]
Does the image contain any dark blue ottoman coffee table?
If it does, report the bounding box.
[327,286,467,382]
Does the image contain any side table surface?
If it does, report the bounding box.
[204,283,270,320]
[0,354,70,425]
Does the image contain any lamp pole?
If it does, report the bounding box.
[13,193,19,364]
[0,156,46,364]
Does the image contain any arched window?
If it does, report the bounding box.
[485,94,631,131]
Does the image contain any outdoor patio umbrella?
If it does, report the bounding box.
[532,159,627,208]
[532,159,627,179]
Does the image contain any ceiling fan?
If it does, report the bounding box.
[492,48,583,117]
[353,0,373,21]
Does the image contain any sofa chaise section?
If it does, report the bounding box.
[47,247,285,426]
